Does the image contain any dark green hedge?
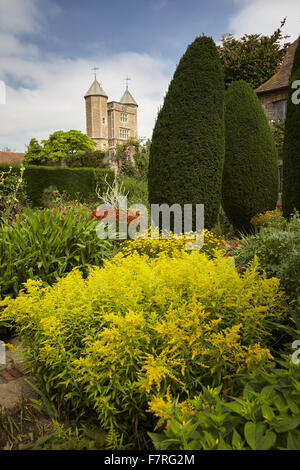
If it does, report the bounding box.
[148,35,225,230]
[64,150,110,168]
[282,38,300,218]
[0,164,114,207]
[222,80,278,231]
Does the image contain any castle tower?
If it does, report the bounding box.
[84,74,109,150]
[107,79,138,147]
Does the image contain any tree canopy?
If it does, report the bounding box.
[24,130,97,164]
[218,19,290,89]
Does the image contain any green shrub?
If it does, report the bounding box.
[120,176,148,207]
[148,35,225,229]
[0,164,114,207]
[250,208,287,231]
[149,355,300,450]
[64,150,110,169]
[0,250,286,446]
[229,211,300,298]
[282,38,300,218]
[222,80,278,231]
[0,207,117,298]
[0,165,29,222]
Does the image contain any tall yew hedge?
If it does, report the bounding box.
[222,80,278,231]
[282,38,300,218]
[148,36,225,229]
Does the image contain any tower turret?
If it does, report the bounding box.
[84,69,109,150]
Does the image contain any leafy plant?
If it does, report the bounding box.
[149,355,300,450]
[0,207,117,298]
[0,165,28,222]
[230,211,300,298]
[121,228,223,259]
[120,176,148,208]
[0,250,286,446]
[270,119,285,156]
[250,207,286,231]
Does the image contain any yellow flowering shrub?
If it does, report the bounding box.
[0,251,285,443]
[121,227,223,258]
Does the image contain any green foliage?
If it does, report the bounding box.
[270,119,285,156]
[250,208,286,231]
[229,211,300,298]
[149,355,300,450]
[0,250,286,446]
[64,150,110,168]
[0,165,28,222]
[282,37,300,218]
[222,80,278,231]
[218,19,289,89]
[120,176,148,207]
[112,138,149,180]
[0,164,114,207]
[134,139,150,181]
[148,35,225,229]
[24,130,97,164]
[0,207,117,298]
[18,422,107,450]
[24,138,44,164]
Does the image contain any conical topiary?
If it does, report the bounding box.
[282,38,300,218]
[148,35,225,230]
[222,80,278,231]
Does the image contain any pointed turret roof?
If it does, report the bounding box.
[85,79,108,98]
[119,87,138,106]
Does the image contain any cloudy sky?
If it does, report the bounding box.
[0,0,299,152]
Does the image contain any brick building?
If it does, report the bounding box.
[255,39,298,194]
[84,76,138,151]
[0,151,24,164]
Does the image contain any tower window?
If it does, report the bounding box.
[102,117,105,124]
[273,100,287,121]
[120,113,128,122]
[120,129,129,139]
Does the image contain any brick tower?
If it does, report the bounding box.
[85,73,138,150]
[84,74,109,150]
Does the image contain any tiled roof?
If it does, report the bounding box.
[0,151,25,164]
[85,79,108,98]
[255,39,299,94]
[119,88,138,106]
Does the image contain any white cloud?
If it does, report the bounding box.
[0,0,42,34]
[0,0,172,151]
[228,0,300,41]
[0,53,171,151]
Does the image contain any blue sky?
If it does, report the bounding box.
[0,0,299,151]
[37,0,235,61]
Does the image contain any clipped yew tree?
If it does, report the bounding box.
[222,80,278,231]
[148,36,225,229]
[282,38,300,218]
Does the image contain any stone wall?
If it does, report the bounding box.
[257,88,288,121]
